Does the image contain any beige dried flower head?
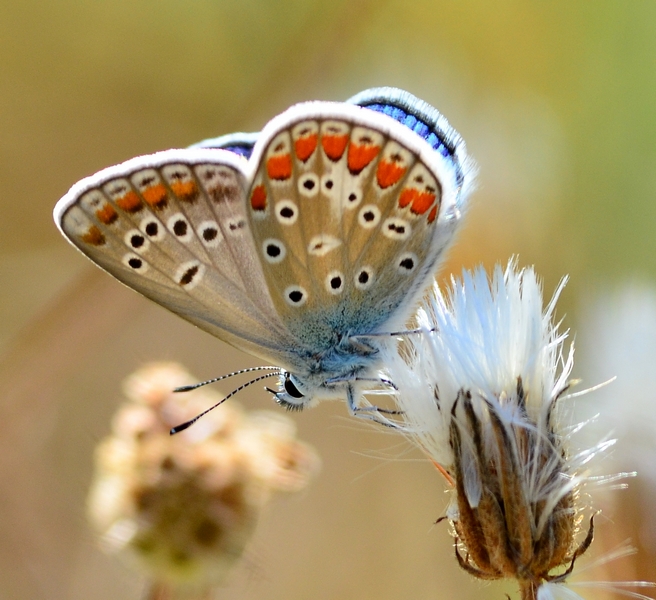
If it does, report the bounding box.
[87,362,320,595]
[386,261,607,600]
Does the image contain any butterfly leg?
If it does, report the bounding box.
[345,384,401,428]
[349,327,436,343]
[325,374,398,391]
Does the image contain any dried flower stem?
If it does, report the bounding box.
[519,580,538,600]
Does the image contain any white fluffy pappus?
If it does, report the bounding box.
[388,259,574,477]
[383,260,614,599]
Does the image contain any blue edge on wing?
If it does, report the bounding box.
[362,103,452,160]
[193,89,462,187]
[217,144,254,159]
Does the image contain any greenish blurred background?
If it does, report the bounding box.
[2,1,656,598]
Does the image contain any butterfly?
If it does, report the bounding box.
[54,87,474,426]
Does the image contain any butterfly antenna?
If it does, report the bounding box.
[170,371,281,435]
[173,366,282,392]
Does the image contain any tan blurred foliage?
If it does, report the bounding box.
[1,1,655,599]
[87,362,318,598]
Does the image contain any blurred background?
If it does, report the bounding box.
[2,0,656,598]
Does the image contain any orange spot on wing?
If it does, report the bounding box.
[115,191,142,213]
[171,180,199,202]
[95,204,118,225]
[412,192,436,215]
[81,225,105,246]
[399,188,436,215]
[398,188,413,208]
[376,159,407,189]
[428,204,438,223]
[266,154,292,180]
[295,133,318,162]
[347,143,380,175]
[250,185,267,211]
[322,134,349,161]
[142,184,168,209]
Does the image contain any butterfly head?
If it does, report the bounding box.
[268,369,353,411]
[265,372,307,411]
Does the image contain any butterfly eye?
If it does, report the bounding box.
[284,375,305,399]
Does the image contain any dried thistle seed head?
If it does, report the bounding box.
[386,261,604,596]
[447,384,593,590]
[87,362,320,591]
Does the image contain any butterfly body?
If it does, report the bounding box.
[54,89,474,418]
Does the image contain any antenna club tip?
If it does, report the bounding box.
[170,422,192,435]
[174,385,194,393]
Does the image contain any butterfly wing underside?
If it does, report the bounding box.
[54,149,297,364]
[243,103,466,349]
[55,94,471,378]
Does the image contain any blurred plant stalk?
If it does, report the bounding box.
[577,285,656,589]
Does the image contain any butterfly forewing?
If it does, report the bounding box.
[245,107,456,348]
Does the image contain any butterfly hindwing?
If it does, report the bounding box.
[55,150,297,363]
